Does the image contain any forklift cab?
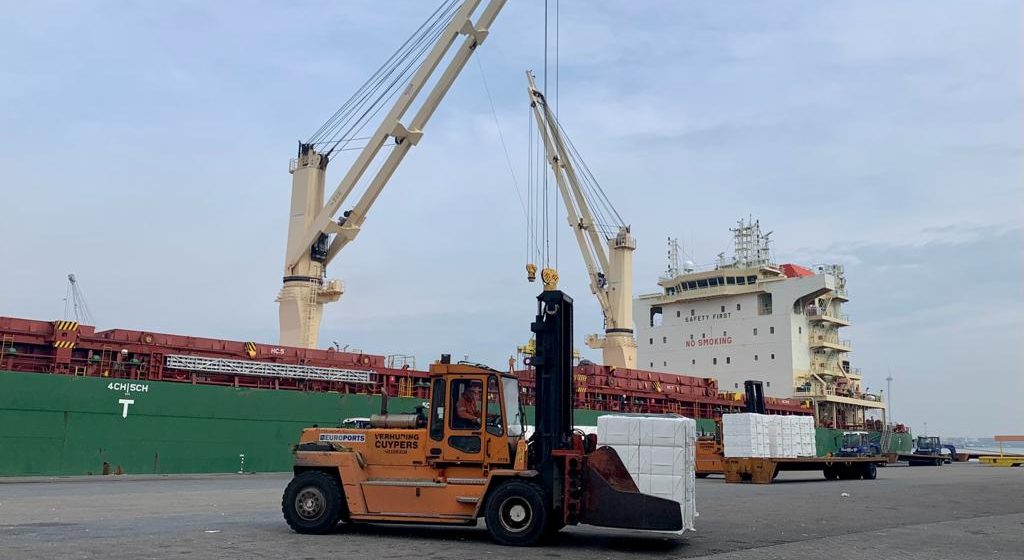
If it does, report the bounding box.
[427,362,524,466]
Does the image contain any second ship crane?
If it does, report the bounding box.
[277,0,506,348]
[525,71,639,369]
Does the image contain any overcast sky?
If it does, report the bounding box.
[1,1,1020,437]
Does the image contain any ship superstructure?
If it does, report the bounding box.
[635,218,884,430]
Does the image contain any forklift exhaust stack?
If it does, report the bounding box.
[579,447,683,532]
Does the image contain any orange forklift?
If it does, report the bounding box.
[281,290,682,545]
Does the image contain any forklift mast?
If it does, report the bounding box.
[744,380,766,414]
[529,289,576,484]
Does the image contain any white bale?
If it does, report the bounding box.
[608,444,640,475]
[598,415,641,446]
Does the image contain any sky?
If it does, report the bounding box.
[0,1,1020,437]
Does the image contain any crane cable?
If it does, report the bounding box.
[305,0,462,157]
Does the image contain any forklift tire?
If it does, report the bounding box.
[282,471,345,534]
[862,463,877,480]
[542,516,566,540]
[484,480,549,546]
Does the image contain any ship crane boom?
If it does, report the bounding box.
[525,71,637,369]
[278,0,507,349]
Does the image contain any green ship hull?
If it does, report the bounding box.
[0,371,912,476]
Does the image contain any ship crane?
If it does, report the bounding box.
[277,0,506,348]
[525,71,638,369]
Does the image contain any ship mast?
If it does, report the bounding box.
[277,0,506,348]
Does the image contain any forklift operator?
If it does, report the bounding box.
[455,381,483,429]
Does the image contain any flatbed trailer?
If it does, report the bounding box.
[899,453,949,466]
[723,456,886,484]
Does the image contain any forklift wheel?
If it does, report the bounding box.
[484,481,548,546]
[282,471,346,534]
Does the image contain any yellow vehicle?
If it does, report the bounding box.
[282,290,682,546]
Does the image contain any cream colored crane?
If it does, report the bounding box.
[525,71,638,369]
[278,0,506,348]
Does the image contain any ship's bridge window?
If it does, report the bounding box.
[650,307,663,327]
[726,277,736,285]
[736,276,746,285]
[687,281,697,290]
[747,275,757,284]
[697,279,709,288]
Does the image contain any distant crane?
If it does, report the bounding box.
[64,274,95,325]
[525,70,638,369]
[277,0,506,348]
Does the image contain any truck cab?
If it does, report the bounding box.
[908,436,951,465]
[837,431,879,457]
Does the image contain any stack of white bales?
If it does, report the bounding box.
[597,415,697,532]
[722,413,769,457]
[790,415,817,457]
[723,413,817,458]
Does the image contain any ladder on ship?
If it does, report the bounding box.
[397,377,414,399]
[0,334,13,369]
[879,423,894,454]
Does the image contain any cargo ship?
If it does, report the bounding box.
[0,311,911,476]
[0,6,912,476]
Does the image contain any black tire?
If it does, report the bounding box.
[541,515,566,541]
[282,471,346,534]
[823,466,838,480]
[862,463,877,480]
[484,480,549,546]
